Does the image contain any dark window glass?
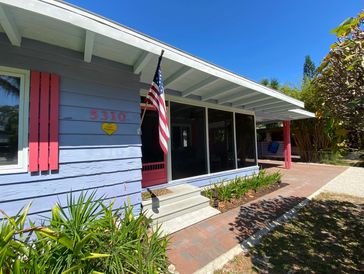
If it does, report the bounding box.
[171,102,207,179]
[141,110,164,163]
[235,113,257,167]
[0,75,20,166]
[208,109,235,172]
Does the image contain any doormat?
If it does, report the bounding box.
[142,188,173,201]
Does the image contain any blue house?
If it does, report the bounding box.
[0,0,314,223]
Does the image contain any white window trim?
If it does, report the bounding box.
[0,66,30,174]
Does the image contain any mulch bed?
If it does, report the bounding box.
[142,188,173,201]
[211,182,288,213]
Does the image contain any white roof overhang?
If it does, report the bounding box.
[0,0,315,122]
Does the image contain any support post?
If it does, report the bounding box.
[283,120,292,169]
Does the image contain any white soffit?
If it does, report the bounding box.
[0,0,315,121]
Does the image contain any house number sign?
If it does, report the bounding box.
[90,109,126,122]
[90,109,126,135]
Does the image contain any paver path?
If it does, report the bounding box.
[167,161,347,274]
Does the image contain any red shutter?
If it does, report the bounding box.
[29,71,60,172]
[49,74,60,170]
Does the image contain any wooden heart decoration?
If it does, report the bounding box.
[102,123,118,135]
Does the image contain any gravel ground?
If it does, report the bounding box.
[321,167,364,197]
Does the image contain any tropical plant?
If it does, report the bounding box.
[0,191,170,274]
[276,59,348,162]
[35,192,111,273]
[0,203,31,273]
[203,171,282,203]
[88,200,169,274]
[315,10,364,148]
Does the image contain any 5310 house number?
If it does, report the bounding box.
[90,109,126,122]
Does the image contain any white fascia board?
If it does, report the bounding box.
[0,0,305,108]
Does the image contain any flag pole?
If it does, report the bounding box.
[140,49,165,128]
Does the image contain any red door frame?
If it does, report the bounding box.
[141,105,168,188]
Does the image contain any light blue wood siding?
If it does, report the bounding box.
[0,35,143,221]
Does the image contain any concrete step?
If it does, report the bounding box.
[142,184,201,210]
[158,206,220,235]
[145,195,211,223]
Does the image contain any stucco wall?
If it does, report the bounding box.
[0,34,143,220]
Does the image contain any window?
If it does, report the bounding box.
[235,113,257,167]
[208,109,235,172]
[172,125,191,149]
[0,67,29,174]
[170,102,207,180]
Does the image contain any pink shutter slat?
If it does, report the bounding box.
[49,74,60,170]
[29,71,41,172]
[39,72,50,171]
[29,71,60,172]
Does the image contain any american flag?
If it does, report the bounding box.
[145,53,169,154]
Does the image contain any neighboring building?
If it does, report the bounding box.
[0,0,314,219]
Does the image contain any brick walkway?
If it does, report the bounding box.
[167,161,347,274]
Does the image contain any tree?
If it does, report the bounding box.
[0,76,20,97]
[315,11,364,148]
[303,55,316,80]
[260,78,269,86]
[269,78,279,90]
[259,78,280,90]
[279,84,300,99]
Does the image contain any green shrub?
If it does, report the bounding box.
[0,192,169,274]
[202,171,282,203]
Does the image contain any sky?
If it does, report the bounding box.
[67,0,362,86]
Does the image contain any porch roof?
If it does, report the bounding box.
[0,0,315,122]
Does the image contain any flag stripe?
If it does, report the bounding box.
[146,56,169,154]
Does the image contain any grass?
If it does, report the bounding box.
[214,254,256,274]
[215,192,364,273]
[319,158,364,167]
[319,150,364,167]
